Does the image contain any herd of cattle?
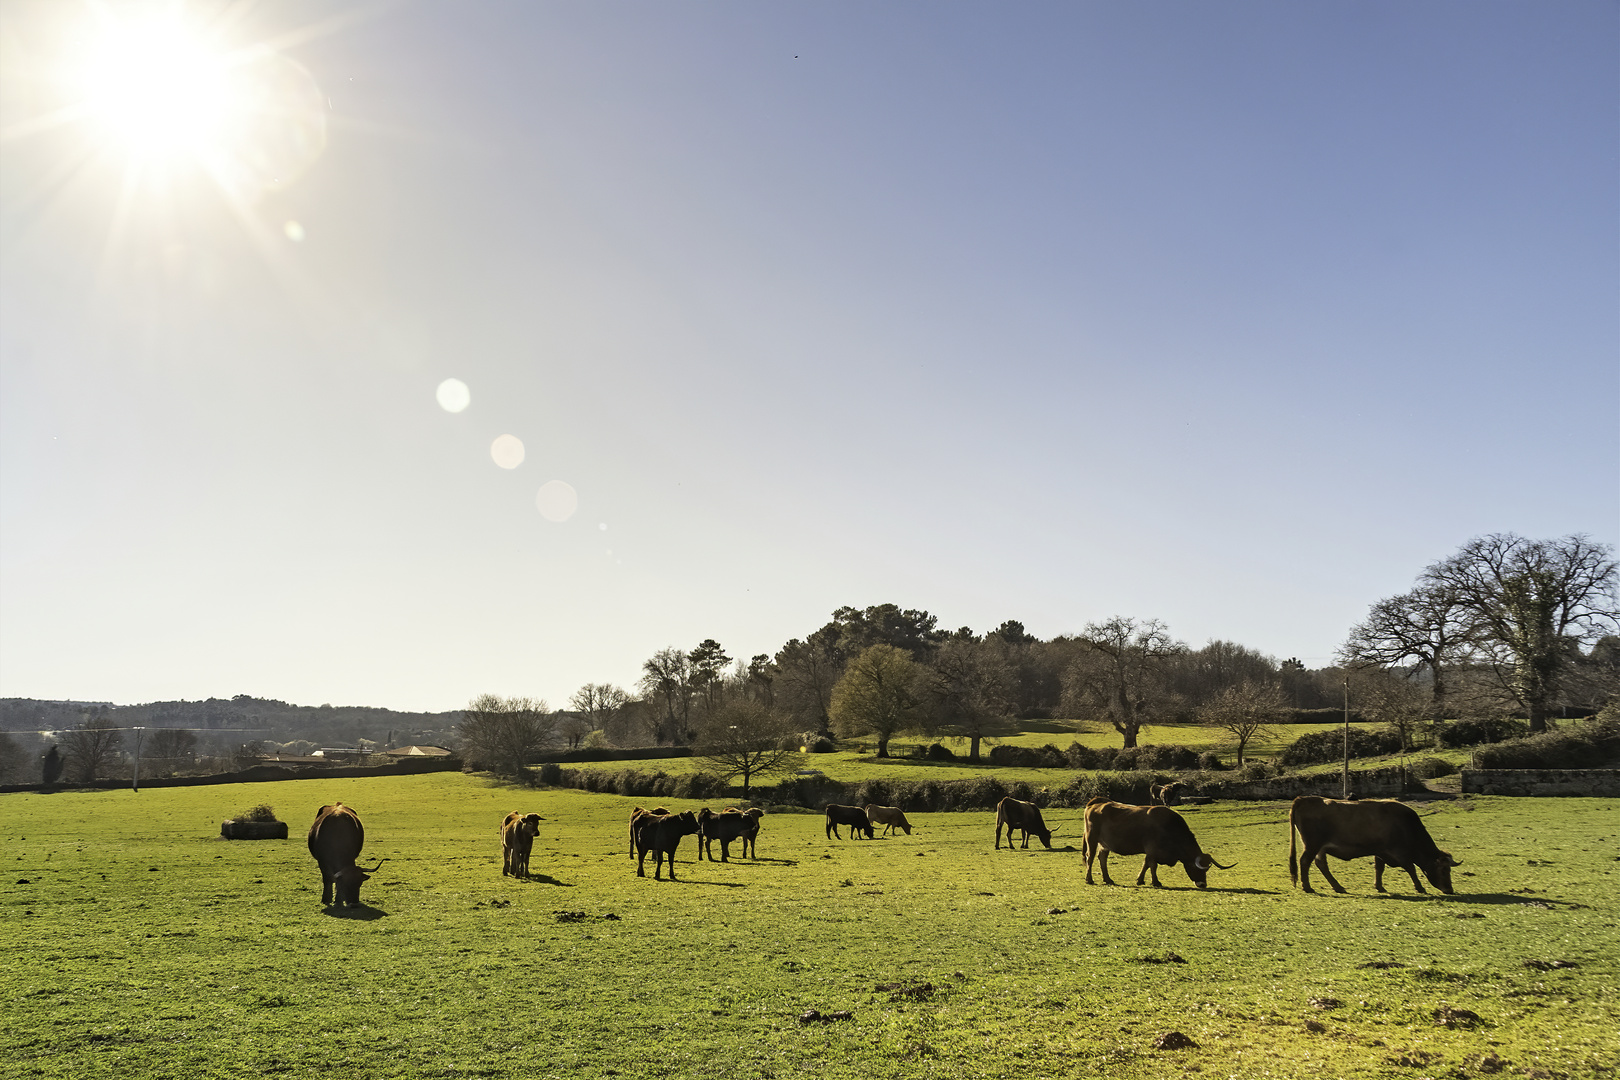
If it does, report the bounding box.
[303,794,1460,906]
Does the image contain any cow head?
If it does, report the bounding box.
[1425,850,1460,895]
[334,859,386,907]
[1185,852,1236,889]
[518,813,542,838]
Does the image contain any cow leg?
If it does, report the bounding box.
[1098,849,1116,886]
[720,838,730,863]
[1311,851,1347,894]
[321,874,334,906]
[665,851,678,881]
[637,849,648,877]
[1397,861,1425,894]
[1136,856,1154,887]
[995,823,1003,850]
[1373,857,1386,892]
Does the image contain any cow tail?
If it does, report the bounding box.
[1288,813,1299,886]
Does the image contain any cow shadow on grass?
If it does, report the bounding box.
[515,874,572,887]
[660,878,749,888]
[321,904,387,921]
[1382,892,1588,909]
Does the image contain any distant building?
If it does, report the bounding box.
[378,745,453,759]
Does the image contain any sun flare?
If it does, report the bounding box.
[78,17,236,161]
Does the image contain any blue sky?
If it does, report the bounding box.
[2,1,1614,712]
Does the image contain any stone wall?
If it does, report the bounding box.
[1201,767,1407,801]
[1460,769,1620,797]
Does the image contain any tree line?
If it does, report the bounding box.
[460,532,1616,788]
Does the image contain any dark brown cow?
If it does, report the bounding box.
[628,805,671,858]
[633,810,700,880]
[1289,795,1460,895]
[1083,799,1233,888]
[307,803,384,907]
[994,797,1052,850]
[825,804,873,840]
[1150,782,1186,806]
[698,807,764,861]
[500,812,542,878]
[865,804,911,836]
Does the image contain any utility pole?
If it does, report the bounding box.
[131,726,146,793]
[1342,677,1351,800]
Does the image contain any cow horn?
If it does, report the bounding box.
[1194,854,1212,870]
[361,858,387,873]
[1445,854,1461,867]
[1209,855,1236,870]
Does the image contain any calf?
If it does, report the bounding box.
[825,804,873,840]
[628,806,671,858]
[1082,798,1232,888]
[500,811,542,878]
[994,797,1052,850]
[865,804,912,836]
[634,810,701,881]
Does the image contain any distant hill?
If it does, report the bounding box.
[0,695,461,748]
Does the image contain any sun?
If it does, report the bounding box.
[78,15,238,163]
[39,6,330,204]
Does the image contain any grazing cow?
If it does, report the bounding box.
[994,797,1052,850]
[697,807,764,862]
[500,812,542,878]
[1150,782,1186,806]
[865,804,912,836]
[825,804,874,840]
[1083,798,1233,888]
[633,810,700,881]
[307,803,384,907]
[628,806,671,858]
[1289,795,1460,895]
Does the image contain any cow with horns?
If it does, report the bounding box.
[1082,798,1233,888]
[1289,795,1460,895]
[307,803,385,907]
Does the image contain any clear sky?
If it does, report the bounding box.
[2,1,1615,713]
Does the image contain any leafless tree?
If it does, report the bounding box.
[1339,583,1476,718]
[147,728,198,776]
[458,695,557,778]
[1423,534,1618,732]
[694,699,797,794]
[915,637,1018,761]
[1197,681,1285,765]
[1061,617,1186,748]
[59,714,124,782]
[1354,669,1431,752]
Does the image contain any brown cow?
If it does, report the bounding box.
[1289,795,1460,895]
[628,806,671,858]
[865,804,911,836]
[633,810,700,880]
[500,812,543,878]
[1083,799,1233,888]
[994,797,1052,850]
[698,807,764,862]
[825,804,873,840]
[307,803,384,907]
[1150,781,1186,806]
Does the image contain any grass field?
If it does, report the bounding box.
[4,775,1617,1079]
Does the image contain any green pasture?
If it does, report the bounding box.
[3,775,1617,1079]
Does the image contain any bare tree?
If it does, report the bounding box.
[1198,681,1285,765]
[569,683,631,743]
[1423,534,1618,732]
[1062,617,1186,748]
[1354,670,1430,752]
[830,643,922,758]
[694,699,797,794]
[59,714,124,782]
[147,728,198,776]
[458,695,557,778]
[1339,583,1475,719]
[915,638,1018,761]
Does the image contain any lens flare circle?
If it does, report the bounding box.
[536,481,578,522]
[490,434,525,470]
[436,379,470,413]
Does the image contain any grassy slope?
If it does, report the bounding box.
[3,775,1616,1080]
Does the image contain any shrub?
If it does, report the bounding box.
[1279,727,1402,767]
[1064,742,1099,769]
[1435,716,1530,748]
[951,775,1008,811]
[234,804,279,822]
[1197,752,1224,772]
[854,779,893,808]
[924,742,955,761]
[537,762,563,786]
[806,735,837,753]
[988,744,1039,766]
[1133,744,1201,770]
[1054,771,1156,807]
[581,730,612,750]
[1407,757,1458,780]
[1472,719,1620,769]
